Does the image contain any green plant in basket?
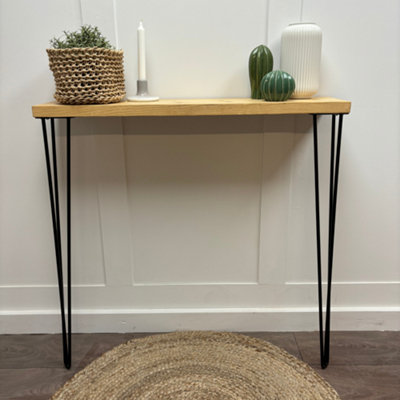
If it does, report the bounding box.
[50,25,113,49]
[47,25,125,105]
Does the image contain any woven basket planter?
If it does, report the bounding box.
[47,48,125,105]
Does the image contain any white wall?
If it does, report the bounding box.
[0,0,399,333]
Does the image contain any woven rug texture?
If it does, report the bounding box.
[52,331,340,399]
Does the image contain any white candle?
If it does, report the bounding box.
[137,20,146,80]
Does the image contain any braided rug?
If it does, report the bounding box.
[52,331,340,400]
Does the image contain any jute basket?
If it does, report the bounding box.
[47,47,125,105]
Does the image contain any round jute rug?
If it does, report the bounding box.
[52,331,340,400]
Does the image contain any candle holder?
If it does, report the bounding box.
[127,80,159,102]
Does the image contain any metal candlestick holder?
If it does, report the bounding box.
[127,80,159,102]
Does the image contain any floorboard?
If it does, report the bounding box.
[1,331,399,400]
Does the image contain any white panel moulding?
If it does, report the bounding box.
[1,307,399,334]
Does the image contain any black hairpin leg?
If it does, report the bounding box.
[312,113,343,369]
[41,117,72,369]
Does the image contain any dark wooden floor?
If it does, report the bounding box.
[1,331,399,399]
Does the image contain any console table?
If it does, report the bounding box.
[32,97,351,369]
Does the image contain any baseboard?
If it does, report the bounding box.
[1,307,399,334]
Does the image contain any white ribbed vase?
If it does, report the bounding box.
[280,23,322,98]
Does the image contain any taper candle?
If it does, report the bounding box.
[137,21,146,80]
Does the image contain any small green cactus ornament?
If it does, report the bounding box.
[248,45,273,99]
[260,70,295,101]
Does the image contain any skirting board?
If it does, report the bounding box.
[1,307,399,334]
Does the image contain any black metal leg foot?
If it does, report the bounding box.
[312,114,343,369]
[41,118,72,369]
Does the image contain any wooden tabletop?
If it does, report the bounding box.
[32,97,351,118]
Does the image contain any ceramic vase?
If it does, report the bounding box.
[280,23,322,98]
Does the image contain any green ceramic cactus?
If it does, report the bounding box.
[260,70,295,101]
[248,45,273,99]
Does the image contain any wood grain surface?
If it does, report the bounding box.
[32,97,351,118]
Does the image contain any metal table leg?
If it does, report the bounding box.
[40,117,72,369]
[312,113,344,369]
[38,113,344,369]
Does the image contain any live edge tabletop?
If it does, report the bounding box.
[32,97,351,118]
